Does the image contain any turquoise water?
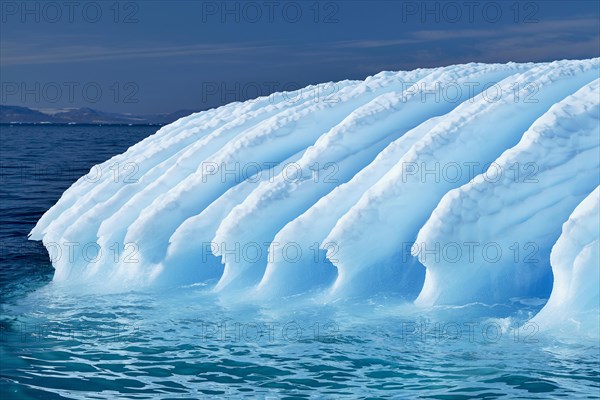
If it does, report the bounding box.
[1,125,599,399]
[2,286,599,399]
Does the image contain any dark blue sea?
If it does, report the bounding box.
[1,125,598,399]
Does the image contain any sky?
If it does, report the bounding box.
[1,0,599,114]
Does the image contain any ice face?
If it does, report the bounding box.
[30,60,599,334]
[531,187,600,337]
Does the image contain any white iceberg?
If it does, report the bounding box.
[29,59,600,336]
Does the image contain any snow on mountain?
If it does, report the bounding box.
[0,105,197,124]
[29,59,600,334]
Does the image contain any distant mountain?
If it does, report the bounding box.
[0,105,197,125]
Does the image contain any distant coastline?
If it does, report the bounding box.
[1,122,166,126]
[0,105,197,126]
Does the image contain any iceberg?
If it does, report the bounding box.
[29,59,600,334]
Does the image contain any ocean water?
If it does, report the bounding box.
[1,125,598,399]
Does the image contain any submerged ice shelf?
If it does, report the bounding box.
[30,59,600,334]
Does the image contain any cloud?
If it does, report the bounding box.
[0,40,284,66]
[1,16,597,71]
[324,17,600,73]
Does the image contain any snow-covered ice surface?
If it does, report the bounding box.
[325,60,598,299]
[415,78,600,307]
[30,59,600,336]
